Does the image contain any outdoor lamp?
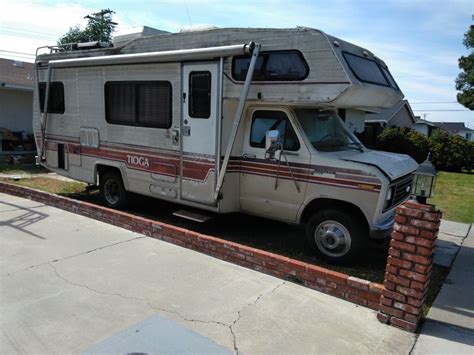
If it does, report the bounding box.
[411,154,437,204]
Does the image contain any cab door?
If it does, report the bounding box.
[240,108,310,221]
[181,63,219,205]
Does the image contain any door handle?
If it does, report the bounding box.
[242,153,256,159]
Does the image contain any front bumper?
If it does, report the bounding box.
[369,215,394,239]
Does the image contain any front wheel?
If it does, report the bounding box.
[305,209,367,264]
[100,171,128,209]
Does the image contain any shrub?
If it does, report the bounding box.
[375,127,429,163]
[428,130,474,172]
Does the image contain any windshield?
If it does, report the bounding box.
[295,109,363,152]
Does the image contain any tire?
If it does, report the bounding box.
[100,171,128,209]
[305,209,367,265]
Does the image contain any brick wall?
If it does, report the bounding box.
[377,201,441,332]
[0,181,383,309]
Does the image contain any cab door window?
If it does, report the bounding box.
[250,110,300,151]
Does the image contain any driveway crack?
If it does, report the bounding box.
[6,236,146,277]
[47,262,285,355]
[229,280,286,354]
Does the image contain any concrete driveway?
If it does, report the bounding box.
[0,192,415,354]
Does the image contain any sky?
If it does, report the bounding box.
[0,0,472,126]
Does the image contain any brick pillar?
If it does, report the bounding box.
[377,200,441,332]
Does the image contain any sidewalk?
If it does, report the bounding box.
[413,223,474,354]
[0,192,415,354]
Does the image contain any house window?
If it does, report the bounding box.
[250,110,300,151]
[343,52,390,87]
[232,50,309,81]
[39,82,65,114]
[105,81,172,128]
[189,71,211,118]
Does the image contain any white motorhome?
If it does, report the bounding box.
[33,27,418,263]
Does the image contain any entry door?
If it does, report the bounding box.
[181,63,219,204]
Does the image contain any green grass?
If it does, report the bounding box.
[0,164,48,175]
[428,171,474,224]
[1,177,86,195]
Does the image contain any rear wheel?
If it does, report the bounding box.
[305,209,367,264]
[100,171,128,209]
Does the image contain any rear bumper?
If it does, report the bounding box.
[369,215,394,239]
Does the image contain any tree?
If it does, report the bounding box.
[375,127,429,163]
[455,25,474,110]
[58,9,117,45]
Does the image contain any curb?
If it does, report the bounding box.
[0,181,383,310]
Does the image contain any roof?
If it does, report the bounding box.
[415,119,439,127]
[365,99,416,124]
[0,58,34,90]
[433,122,474,133]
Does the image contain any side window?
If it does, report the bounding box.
[250,111,300,151]
[105,81,172,128]
[189,71,211,118]
[342,52,390,87]
[232,50,308,81]
[39,82,65,114]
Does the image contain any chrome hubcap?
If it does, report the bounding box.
[314,220,351,257]
[104,180,120,205]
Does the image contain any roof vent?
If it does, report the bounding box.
[13,60,24,68]
[179,25,218,33]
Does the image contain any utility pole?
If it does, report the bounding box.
[84,9,117,42]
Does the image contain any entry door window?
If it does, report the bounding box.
[250,110,300,151]
[189,71,211,118]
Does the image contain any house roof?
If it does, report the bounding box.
[433,122,474,133]
[365,99,416,124]
[0,58,34,90]
[415,119,439,127]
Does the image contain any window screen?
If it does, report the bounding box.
[105,81,172,128]
[250,111,300,151]
[189,71,211,118]
[39,82,65,114]
[232,50,308,81]
[343,52,389,86]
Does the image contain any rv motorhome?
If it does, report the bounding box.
[33,27,418,263]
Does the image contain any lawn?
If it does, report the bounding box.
[1,176,86,195]
[428,171,474,224]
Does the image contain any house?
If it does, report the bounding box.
[414,118,440,138]
[0,58,36,161]
[359,99,417,147]
[434,122,474,142]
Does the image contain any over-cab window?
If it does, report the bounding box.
[250,111,300,151]
[343,52,391,87]
[232,50,309,81]
[189,71,211,118]
[39,82,65,114]
[105,81,172,128]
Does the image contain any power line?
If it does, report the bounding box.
[0,49,35,57]
[410,101,458,104]
[184,0,192,26]
[412,109,471,112]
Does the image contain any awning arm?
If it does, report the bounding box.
[213,43,261,201]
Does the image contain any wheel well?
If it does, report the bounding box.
[300,198,369,231]
[96,164,123,185]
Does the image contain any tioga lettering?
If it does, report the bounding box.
[127,155,150,168]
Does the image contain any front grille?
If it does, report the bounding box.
[384,174,413,212]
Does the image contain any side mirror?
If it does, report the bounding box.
[265,130,280,159]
